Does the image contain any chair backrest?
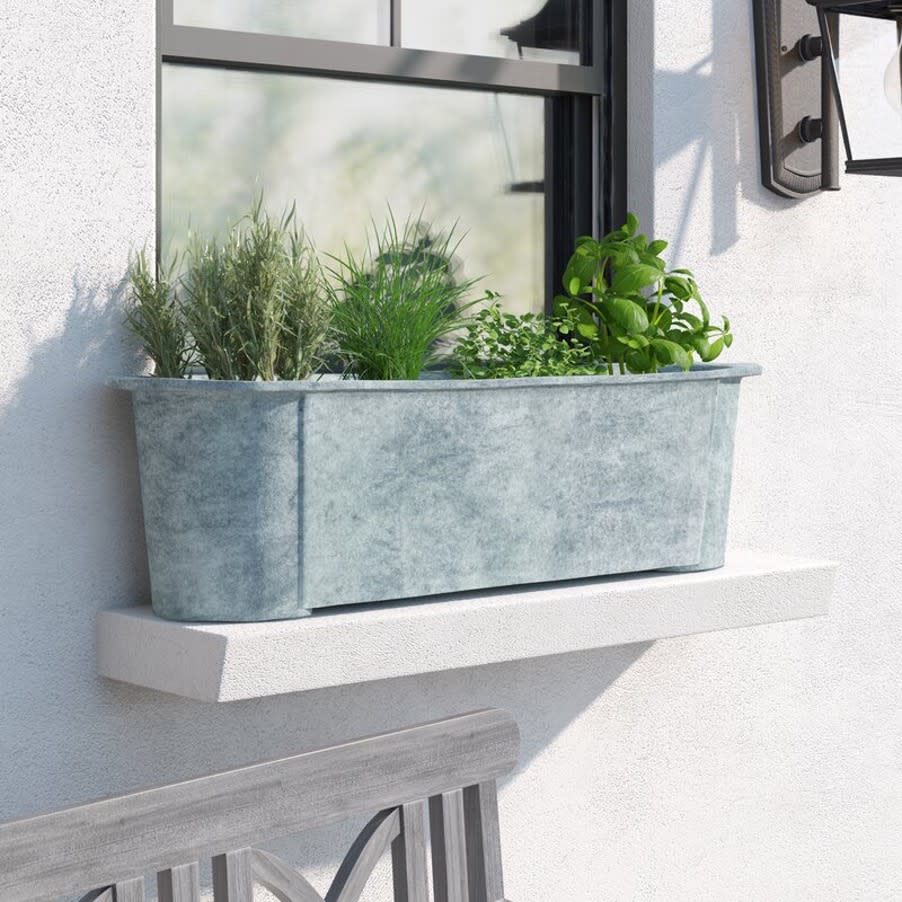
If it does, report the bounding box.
[0,709,518,902]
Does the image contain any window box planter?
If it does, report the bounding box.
[112,362,760,622]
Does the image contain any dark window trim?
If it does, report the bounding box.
[155,0,627,310]
[160,26,602,95]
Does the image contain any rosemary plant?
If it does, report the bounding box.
[125,198,331,381]
[124,250,192,378]
[180,199,330,381]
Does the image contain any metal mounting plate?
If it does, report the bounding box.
[754,0,839,196]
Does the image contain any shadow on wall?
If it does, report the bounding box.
[99,639,652,875]
[0,274,151,797]
[0,276,149,616]
[637,0,793,263]
[0,274,651,885]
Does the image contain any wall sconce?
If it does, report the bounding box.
[754,0,902,197]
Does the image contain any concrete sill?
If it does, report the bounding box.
[97,549,835,703]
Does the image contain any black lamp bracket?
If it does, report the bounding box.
[798,32,826,60]
[754,0,840,196]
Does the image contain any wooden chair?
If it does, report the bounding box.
[0,709,518,902]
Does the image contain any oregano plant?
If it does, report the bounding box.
[557,213,732,374]
[452,303,598,379]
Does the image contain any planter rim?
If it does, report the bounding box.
[109,362,762,395]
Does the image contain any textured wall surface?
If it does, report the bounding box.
[1,1,899,900]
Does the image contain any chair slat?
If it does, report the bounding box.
[158,863,200,902]
[115,877,146,902]
[463,782,506,902]
[391,801,430,902]
[212,849,253,902]
[430,790,470,902]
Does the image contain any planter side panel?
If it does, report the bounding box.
[132,392,303,621]
[664,378,742,573]
[300,380,717,608]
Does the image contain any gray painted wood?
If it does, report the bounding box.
[391,802,430,902]
[0,709,516,902]
[158,863,201,902]
[212,849,253,902]
[325,808,400,902]
[77,890,114,902]
[250,849,324,902]
[463,783,506,902]
[430,790,470,902]
[0,710,518,902]
[115,877,146,902]
[78,882,145,902]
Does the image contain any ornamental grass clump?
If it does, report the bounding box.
[326,212,487,380]
[125,198,331,380]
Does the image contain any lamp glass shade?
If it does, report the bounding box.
[884,34,902,114]
[829,12,902,163]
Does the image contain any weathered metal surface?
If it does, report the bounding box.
[111,364,760,622]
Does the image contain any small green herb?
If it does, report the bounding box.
[326,211,487,380]
[452,303,599,379]
[125,197,332,381]
[557,214,732,374]
[124,249,192,378]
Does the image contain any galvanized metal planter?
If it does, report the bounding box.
[112,363,761,622]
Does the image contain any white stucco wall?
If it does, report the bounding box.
[2,2,900,899]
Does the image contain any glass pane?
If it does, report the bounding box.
[173,0,384,45]
[403,0,581,65]
[161,66,545,315]
[837,15,902,160]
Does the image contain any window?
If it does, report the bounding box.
[156,0,626,313]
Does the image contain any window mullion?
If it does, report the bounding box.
[390,0,401,47]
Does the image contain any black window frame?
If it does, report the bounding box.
[155,0,627,312]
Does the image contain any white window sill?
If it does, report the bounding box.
[96,549,835,703]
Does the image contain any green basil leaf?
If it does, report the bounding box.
[625,349,653,373]
[677,312,703,330]
[617,334,650,350]
[663,276,692,300]
[607,297,650,333]
[562,252,597,294]
[651,339,692,371]
[650,306,672,332]
[701,338,724,362]
[612,264,662,295]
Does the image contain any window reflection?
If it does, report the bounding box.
[403,0,581,64]
[162,66,545,314]
[174,0,384,45]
